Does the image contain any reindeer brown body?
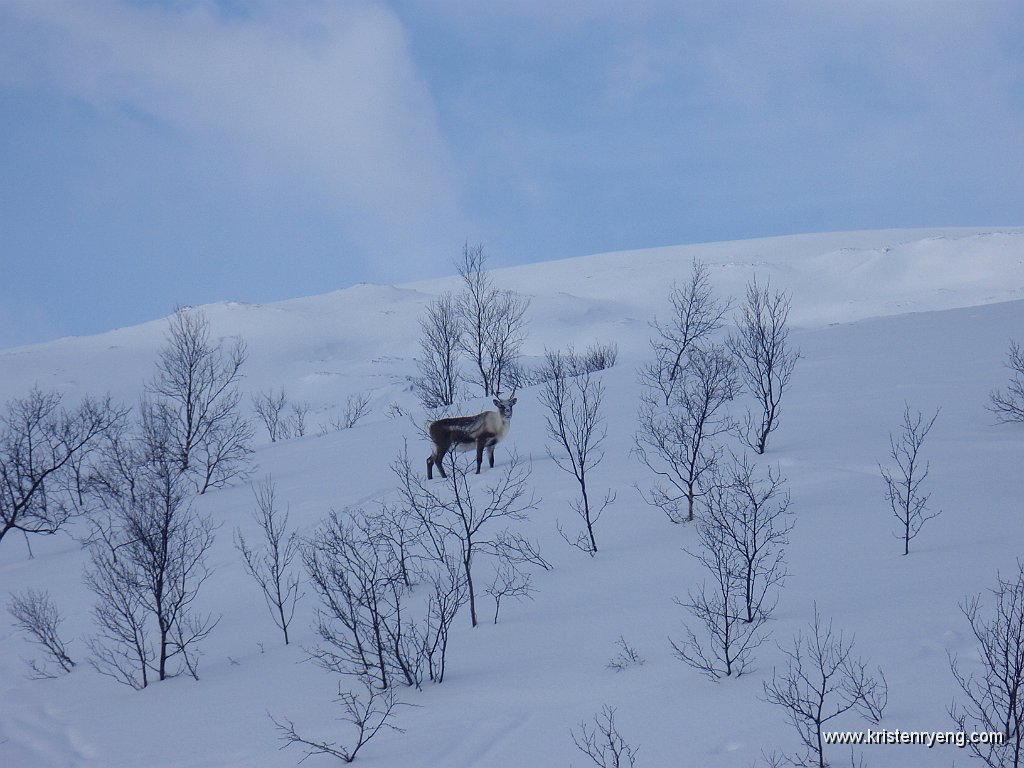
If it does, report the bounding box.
[427,396,516,479]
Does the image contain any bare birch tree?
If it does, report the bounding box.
[147,307,253,493]
[416,292,464,409]
[950,562,1024,768]
[881,405,940,556]
[539,348,613,555]
[304,506,465,689]
[84,403,219,688]
[671,512,769,679]
[636,344,737,523]
[989,340,1024,424]
[271,675,409,763]
[643,260,729,404]
[455,243,530,396]
[394,447,547,628]
[571,705,639,768]
[7,589,76,678]
[235,476,303,645]
[702,454,793,624]
[763,607,884,768]
[252,388,290,442]
[0,389,122,546]
[728,279,799,454]
[304,510,423,690]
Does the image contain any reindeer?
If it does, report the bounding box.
[426,393,517,479]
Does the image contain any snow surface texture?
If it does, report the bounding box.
[2,227,1024,767]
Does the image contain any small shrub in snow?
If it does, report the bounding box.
[606,636,645,673]
[318,393,372,434]
[571,704,639,768]
[7,589,76,678]
[485,562,535,625]
[271,674,410,763]
[252,388,290,442]
[289,400,311,437]
[342,392,372,429]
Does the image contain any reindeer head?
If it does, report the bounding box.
[492,391,517,420]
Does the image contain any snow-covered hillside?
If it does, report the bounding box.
[2,227,1024,767]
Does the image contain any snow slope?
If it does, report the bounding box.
[2,227,1024,767]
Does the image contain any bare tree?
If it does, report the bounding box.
[487,289,532,395]
[253,388,291,442]
[606,636,645,673]
[728,278,799,454]
[289,401,311,438]
[881,405,940,556]
[7,589,76,678]
[235,476,303,645]
[343,393,372,429]
[84,544,152,689]
[702,454,793,624]
[416,292,464,409]
[146,307,253,493]
[84,403,219,688]
[989,340,1024,424]
[571,705,639,768]
[369,502,426,589]
[950,562,1024,767]
[456,243,530,397]
[304,509,423,690]
[486,562,535,625]
[846,658,888,725]
[0,389,123,546]
[394,447,547,628]
[763,607,884,768]
[421,558,467,683]
[643,260,729,404]
[539,348,614,555]
[636,344,737,523]
[321,393,373,434]
[271,674,409,763]
[671,511,769,679]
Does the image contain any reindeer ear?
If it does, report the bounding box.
[509,397,517,405]
[493,399,501,408]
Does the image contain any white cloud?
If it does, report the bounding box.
[0,0,464,270]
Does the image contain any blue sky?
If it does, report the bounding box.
[1,0,1022,348]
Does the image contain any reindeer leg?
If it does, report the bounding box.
[427,455,434,480]
[475,438,486,474]
[488,443,495,468]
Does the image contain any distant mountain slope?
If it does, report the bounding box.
[2,227,1024,768]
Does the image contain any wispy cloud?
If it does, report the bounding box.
[0,0,463,271]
